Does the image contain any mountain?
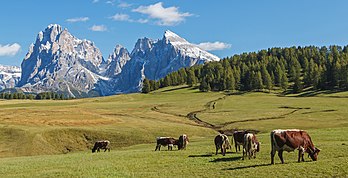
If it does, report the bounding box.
[98,30,220,94]
[104,45,131,77]
[18,24,105,97]
[0,64,21,90]
[16,25,220,97]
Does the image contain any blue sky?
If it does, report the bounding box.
[1,0,348,66]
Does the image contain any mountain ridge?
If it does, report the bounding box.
[1,24,220,97]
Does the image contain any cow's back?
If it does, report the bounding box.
[271,129,306,152]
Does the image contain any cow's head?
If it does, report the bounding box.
[92,148,96,153]
[308,147,321,161]
[255,142,261,152]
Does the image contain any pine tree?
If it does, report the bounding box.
[280,72,288,91]
[142,78,151,93]
[199,79,210,92]
[261,65,272,91]
[186,69,197,87]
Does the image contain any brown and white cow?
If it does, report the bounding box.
[270,129,321,164]
[233,130,248,152]
[214,134,232,156]
[155,137,178,151]
[178,134,189,150]
[92,140,111,153]
[242,133,260,160]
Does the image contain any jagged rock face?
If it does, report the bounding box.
[102,30,220,94]
[16,25,220,97]
[18,24,104,97]
[0,65,21,90]
[105,45,131,77]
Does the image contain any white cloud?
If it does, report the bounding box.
[89,25,108,32]
[106,0,115,5]
[110,13,131,21]
[197,42,231,51]
[110,13,149,24]
[137,18,149,24]
[118,2,132,8]
[132,2,192,26]
[92,0,99,3]
[0,43,21,56]
[66,17,89,23]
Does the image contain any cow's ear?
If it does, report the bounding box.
[316,148,321,153]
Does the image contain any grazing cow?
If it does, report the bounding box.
[155,137,178,151]
[270,129,321,164]
[242,133,260,160]
[178,134,189,150]
[233,130,248,152]
[214,134,232,156]
[92,140,110,153]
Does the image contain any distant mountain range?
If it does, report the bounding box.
[0,24,220,97]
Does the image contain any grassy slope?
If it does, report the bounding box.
[0,86,348,177]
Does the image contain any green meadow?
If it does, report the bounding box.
[0,86,347,177]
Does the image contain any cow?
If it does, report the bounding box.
[155,137,178,151]
[178,134,189,150]
[242,133,260,160]
[233,130,248,152]
[214,134,232,156]
[92,140,110,153]
[270,129,321,164]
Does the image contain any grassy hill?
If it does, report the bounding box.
[0,86,348,177]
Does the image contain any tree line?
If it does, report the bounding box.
[143,45,348,93]
[0,92,71,100]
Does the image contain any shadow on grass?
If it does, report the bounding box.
[282,88,348,98]
[188,153,213,158]
[210,156,242,162]
[160,86,192,93]
[223,163,271,170]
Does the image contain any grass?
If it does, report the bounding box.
[0,127,347,177]
[0,85,348,177]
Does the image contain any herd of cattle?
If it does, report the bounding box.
[91,129,320,164]
[214,129,320,164]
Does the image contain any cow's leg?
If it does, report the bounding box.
[155,144,161,151]
[271,150,276,164]
[215,146,219,155]
[298,146,305,162]
[242,147,245,160]
[222,147,226,156]
[278,150,284,164]
[97,148,100,152]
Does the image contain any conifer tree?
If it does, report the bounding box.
[142,78,151,93]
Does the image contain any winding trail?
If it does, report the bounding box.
[151,94,311,132]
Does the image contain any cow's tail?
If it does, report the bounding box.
[270,131,276,153]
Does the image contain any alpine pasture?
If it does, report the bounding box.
[0,86,347,177]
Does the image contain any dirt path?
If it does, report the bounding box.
[151,94,311,132]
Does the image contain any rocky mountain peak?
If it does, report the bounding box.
[105,45,131,77]
[163,30,188,44]
[131,37,154,56]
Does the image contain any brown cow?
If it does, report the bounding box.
[242,133,260,160]
[214,134,231,156]
[178,134,189,150]
[155,137,178,151]
[270,129,321,164]
[233,130,248,152]
[92,140,110,153]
